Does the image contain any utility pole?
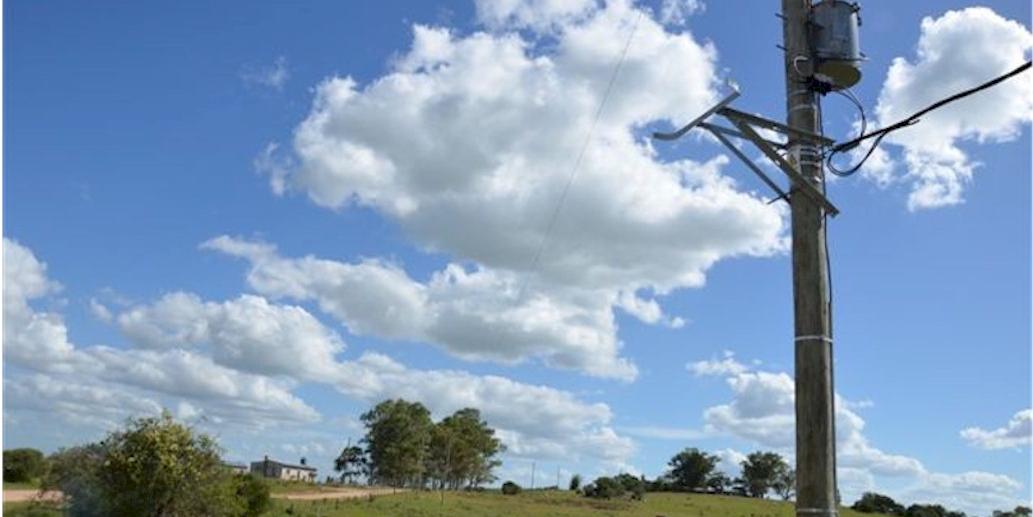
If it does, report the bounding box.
[781,1,837,515]
[530,461,536,490]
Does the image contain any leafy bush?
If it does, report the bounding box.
[3,448,46,483]
[234,474,272,516]
[583,476,625,499]
[501,480,522,495]
[44,412,248,516]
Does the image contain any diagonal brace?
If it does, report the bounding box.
[728,118,840,216]
[700,122,790,203]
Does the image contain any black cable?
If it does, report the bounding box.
[826,88,870,177]
[825,60,1031,177]
[833,60,1031,154]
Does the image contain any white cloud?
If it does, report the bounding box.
[331,352,635,465]
[686,350,748,376]
[203,235,637,380]
[260,0,788,379]
[689,352,1024,514]
[4,374,163,431]
[961,409,1032,450]
[473,0,598,31]
[117,292,346,380]
[3,238,81,370]
[713,447,746,478]
[865,7,1032,210]
[5,238,635,468]
[242,56,289,91]
[658,0,704,26]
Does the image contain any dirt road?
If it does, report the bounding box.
[3,489,63,503]
[272,487,402,500]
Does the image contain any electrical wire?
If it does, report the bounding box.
[825,60,1032,176]
[825,87,870,177]
[521,10,643,290]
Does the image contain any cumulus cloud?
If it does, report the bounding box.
[689,351,1024,514]
[257,0,788,378]
[864,7,1032,210]
[117,292,346,380]
[961,409,1032,450]
[3,239,83,371]
[5,238,635,467]
[203,235,637,380]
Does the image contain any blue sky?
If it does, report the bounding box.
[3,0,1031,513]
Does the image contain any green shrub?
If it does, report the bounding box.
[4,448,46,483]
[234,474,272,516]
[501,480,522,495]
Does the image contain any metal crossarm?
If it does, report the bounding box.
[653,89,741,141]
[650,86,839,216]
[719,107,835,146]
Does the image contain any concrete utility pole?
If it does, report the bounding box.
[781,0,838,515]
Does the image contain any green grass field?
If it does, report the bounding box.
[268,490,893,517]
[3,490,896,517]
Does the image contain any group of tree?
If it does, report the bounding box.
[581,473,646,501]
[649,448,794,499]
[3,448,47,483]
[853,492,1030,517]
[334,399,503,490]
[16,411,271,516]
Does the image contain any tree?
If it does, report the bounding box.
[3,448,47,483]
[666,447,718,491]
[426,408,503,490]
[740,451,789,498]
[569,473,582,492]
[772,467,795,501]
[334,445,366,485]
[361,399,434,488]
[44,411,246,516]
[852,492,906,515]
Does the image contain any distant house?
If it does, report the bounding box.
[250,456,317,482]
[222,462,249,475]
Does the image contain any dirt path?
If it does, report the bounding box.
[3,489,63,502]
[3,487,400,504]
[273,487,402,500]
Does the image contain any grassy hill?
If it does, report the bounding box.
[4,490,895,516]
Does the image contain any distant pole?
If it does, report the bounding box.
[556,466,560,490]
[530,461,536,490]
[781,1,838,515]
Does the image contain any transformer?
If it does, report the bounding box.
[809,0,862,90]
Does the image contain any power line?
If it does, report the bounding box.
[826,60,1032,176]
[522,10,643,285]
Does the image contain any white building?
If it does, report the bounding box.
[250,456,317,482]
